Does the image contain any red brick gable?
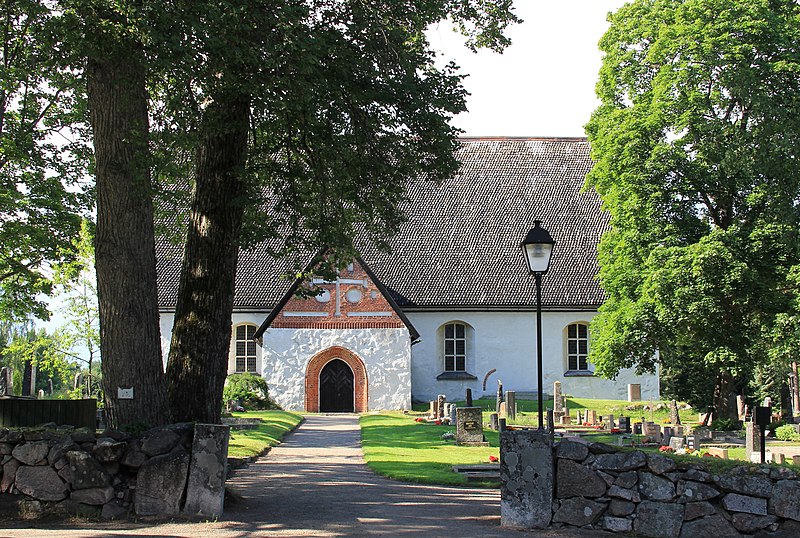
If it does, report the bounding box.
[270,259,407,331]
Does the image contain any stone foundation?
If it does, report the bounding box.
[506,438,800,536]
[0,422,229,519]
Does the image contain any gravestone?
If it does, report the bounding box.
[183,424,230,517]
[669,437,684,450]
[662,426,673,446]
[490,413,500,431]
[633,422,642,435]
[686,435,698,450]
[465,388,473,407]
[500,429,553,529]
[450,404,457,425]
[575,410,582,424]
[547,409,554,432]
[456,407,487,446]
[745,421,762,463]
[437,395,446,419]
[559,414,571,425]
[669,400,682,425]
[429,400,436,418]
[506,391,516,420]
[21,361,35,397]
[499,402,507,419]
[607,414,615,429]
[585,410,597,425]
[618,416,631,433]
[553,381,563,417]
[706,446,728,459]
[0,367,11,396]
[628,383,641,402]
[643,422,661,442]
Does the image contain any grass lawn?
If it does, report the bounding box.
[227,410,304,459]
[360,413,500,487]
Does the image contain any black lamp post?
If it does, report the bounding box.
[520,220,555,429]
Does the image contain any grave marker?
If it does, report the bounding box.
[437,395,446,419]
[506,391,516,420]
[0,367,11,396]
[456,407,488,446]
[465,388,473,407]
[669,437,684,451]
[553,381,563,417]
[628,383,641,402]
[585,410,597,425]
[669,400,682,425]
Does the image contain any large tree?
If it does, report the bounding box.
[586,0,800,419]
[161,0,520,423]
[0,0,89,321]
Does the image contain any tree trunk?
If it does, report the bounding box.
[87,52,168,429]
[165,95,250,424]
[712,371,737,422]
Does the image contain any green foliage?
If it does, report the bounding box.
[0,0,92,322]
[227,410,303,459]
[223,374,279,411]
[710,418,741,432]
[774,424,800,442]
[586,0,800,416]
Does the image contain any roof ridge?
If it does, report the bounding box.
[458,136,588,142]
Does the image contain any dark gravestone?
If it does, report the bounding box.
[456,407,487,446]
[506,391,516,420]
[618,416,631,433]
[21,361,35,397]
[0,367,10,396]
[496,381,504,413]
[490,413,499,431]
[465,388,473,407]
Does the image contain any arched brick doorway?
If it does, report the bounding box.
[305,346,368,413]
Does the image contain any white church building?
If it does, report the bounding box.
[156,137,660,412]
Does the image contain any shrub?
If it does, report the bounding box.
[222,373,281,411]
[710,417,741,431]
[774,424,800,442]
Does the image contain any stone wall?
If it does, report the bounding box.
[0,422,228,520]
[548,439,800,537]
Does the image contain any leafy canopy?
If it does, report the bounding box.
[585,0,800,411]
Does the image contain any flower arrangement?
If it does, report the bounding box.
[658,446,674,453]
[489,455,499,463]
[415,417,425,423]
[441,431,455,441]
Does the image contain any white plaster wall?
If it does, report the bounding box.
[158,312,268,373]
[406,311,660,403]
[260,327,412,411]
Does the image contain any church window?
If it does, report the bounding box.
[235,324,257,373]
[565,322,590,372]
[444,322,467,372]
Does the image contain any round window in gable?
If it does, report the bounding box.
[346,288,362,303]
[315,290,331,303]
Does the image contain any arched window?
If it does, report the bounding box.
[565,322,590,372]
[443,322,467,372]
[234,324,257,373]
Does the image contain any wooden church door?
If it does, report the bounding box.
[319,359,355,412]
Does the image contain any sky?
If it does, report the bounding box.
[428,0,628,138]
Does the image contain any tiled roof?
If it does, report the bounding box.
[156,137,608,311]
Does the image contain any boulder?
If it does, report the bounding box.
[1,458,21,493]
[70,428,96,443]
[135,449,190,516]
[603,516,632,532]
[771,467,797,481]
[731,513,777,533]
[615,470,638,489]
[101,500,129,520]
[48,439,79,466]
[639,471,676,501]
[598,470,616,486]
[65,450,110,490]
[0,443,12,455]
[551,497,606,526]
[647,453,677,475]
[93,439,127,463]
[676,480,720,503]
[556,440,589,461]
[595,450,647,472]
[684,468,712,482]
[71,485,115,505]
[121,439,147,468]
[715,468,772,498]
[12,441,50,466]
[683,501,716,521]
[770,480,800,521]
[609,499,636,517]
[588,442,618,455]
[556,459,607,498]
[608,484,641,502]
[15,466,68,501]
[141,429,180,457]
[722,493,767,515]
[679,513,740,538]
[634,500,684,538]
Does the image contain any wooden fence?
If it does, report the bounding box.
[0,397,97,429]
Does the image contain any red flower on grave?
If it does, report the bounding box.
[489,455,499,463]
[415,417,425,423]
[435,419,442,425]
